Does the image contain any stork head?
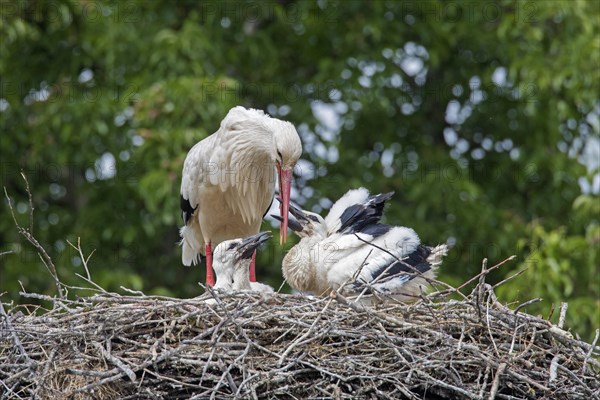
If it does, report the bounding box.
[214,231,272,268]
[272,202,326,239]
[273,123,302,245]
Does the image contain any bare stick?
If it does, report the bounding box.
[0,302,33,367]
[513,298,542,314]
[67,237,96,282]
[558,302,568,329]
[20,171,34,233]
[4,185,65,299]
[549,354,560,383]
[549,302,569,383]
[581,328,599,374]
[488,362,507,400]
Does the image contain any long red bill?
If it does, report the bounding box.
[278,167,293,244]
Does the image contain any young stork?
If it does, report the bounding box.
[180,106,302,286]
[275,204,329,295]
[231,232,275,294]
[278,188,448,304]
[210,231,274,293]
[274,187,393,295]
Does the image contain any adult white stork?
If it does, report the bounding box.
[209,231,274,292]
[277,188,448,304]
[180,106,302,286]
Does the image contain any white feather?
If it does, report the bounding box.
[325,227,420,291]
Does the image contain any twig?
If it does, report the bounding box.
[513,298,542,314]
[492,267,529,289]
[21,171,34,234]
[581,328,599,374]
[549,303,569,384]
[488,362,507,400]
[4,185,65,299]
[558,302,568,329]
[464,255,517,294]
[93,342,137,382]
[67,237,96,282]
[0,302,34,367]
[549,354,561,384]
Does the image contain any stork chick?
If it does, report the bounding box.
[180,106,302,286]
[278,188,447,304]
[205,232,274,306]
[209,231,274,292]
[274,187,392,295]
[274,203,329,295]
[324,225,448,304]
[230,232,275,294]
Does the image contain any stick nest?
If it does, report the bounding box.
[2,277,599,400]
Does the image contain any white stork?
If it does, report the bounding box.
[274,187,393,294]
[231,232,275,294]
[278,188,448,304]
[209,231,274,293]
[180,106,302,286]
[274,187,394,241]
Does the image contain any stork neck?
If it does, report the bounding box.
[232,259,252,290]
[213,267,233,291]
[282,236,321,293]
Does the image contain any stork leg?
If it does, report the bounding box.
[205,242,215,287]
[249,250,257,282]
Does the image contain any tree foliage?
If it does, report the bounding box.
[1,0,598,339]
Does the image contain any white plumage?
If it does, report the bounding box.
[279,188,448,304]
[210,232,274,293]
[180,106,302,285]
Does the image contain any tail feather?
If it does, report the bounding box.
[426,244,448,267]
[180,225,202,266]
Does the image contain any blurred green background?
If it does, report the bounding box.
[1,0,598,340]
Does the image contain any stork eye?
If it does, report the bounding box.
[227,242,237,251]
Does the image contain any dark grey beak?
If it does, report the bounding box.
[274,197,308,232]
[237,231,272,260]
[271,214,303,232]
[276,197,310,221]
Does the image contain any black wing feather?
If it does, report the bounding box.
[352,245,432,294]
[337,191,394,234]
[180,194,197,225]
[380,245,433,278]
[359,223,392,238]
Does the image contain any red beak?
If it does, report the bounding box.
[277,166,293,244]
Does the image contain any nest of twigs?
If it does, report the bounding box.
[2,261,599,400]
